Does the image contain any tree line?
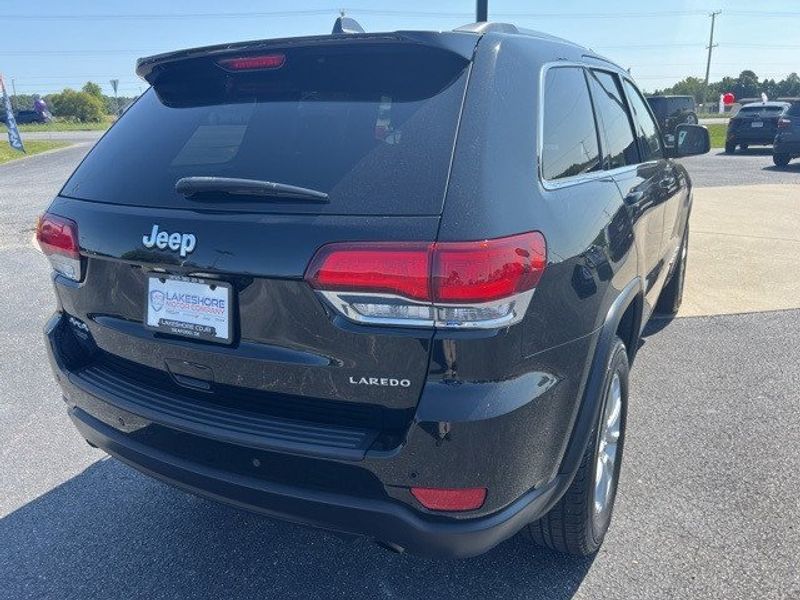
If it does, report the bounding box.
[12,82,138,122]
[650,70,800,104]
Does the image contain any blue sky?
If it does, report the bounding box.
[2,0,799,97]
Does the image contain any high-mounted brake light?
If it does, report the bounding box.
[411,487,487,512]
[36,212,81,281]
[305,232,546,329]
[217,54,286,71]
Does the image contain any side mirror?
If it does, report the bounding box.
[672,124,710,157]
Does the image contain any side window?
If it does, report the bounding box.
[541,67,601,180]
[623,79,663,162]
[586,70,639,170]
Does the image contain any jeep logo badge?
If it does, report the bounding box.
[142,224,196,258]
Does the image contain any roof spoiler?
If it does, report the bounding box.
[136,31,479,84]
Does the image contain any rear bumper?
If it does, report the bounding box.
[69,406,566,558]
[46,312,589,557]
[727,128,777,145]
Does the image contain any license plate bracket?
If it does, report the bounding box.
[145,274,233,344]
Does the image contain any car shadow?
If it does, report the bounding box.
[763,163,800,173]
[641,312,676,338]
[1,459,595,600]
[713,147,773,157]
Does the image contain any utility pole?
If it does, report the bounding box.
[703,10,721,109]
[476,0,488,22]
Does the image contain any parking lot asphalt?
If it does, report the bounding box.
[679,148,800,187]
[2,145,799,600]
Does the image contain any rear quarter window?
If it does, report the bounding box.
[541,67,601,181]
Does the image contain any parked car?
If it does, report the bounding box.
[646,95,698,146]
[0,109,49,125]
[773,101,800,167]
[37,20,709,559]
[725,101,790,153]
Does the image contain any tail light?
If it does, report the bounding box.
[778,117,791,129]
[411,486,487,512]
[305,232,546,329]
[36,212,81,281]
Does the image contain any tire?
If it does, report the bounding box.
[522,337,629,556]
[655,225,689,315]
[724,141,736,154]
[773,153,791,168]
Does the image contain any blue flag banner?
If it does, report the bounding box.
[0,75,25,153]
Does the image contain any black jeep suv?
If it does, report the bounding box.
[38,22,709,558]
[646,95,698,146]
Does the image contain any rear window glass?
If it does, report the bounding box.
[737,105,786,117]
[588,70,638,170]
[541,67,601,180]
[624,80,663,162]
[61,45,469,215]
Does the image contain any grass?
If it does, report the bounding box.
[0,140,71,164]
[4,116,115,133]
[706,123,727,148]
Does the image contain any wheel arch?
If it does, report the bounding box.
[557,278,643,478]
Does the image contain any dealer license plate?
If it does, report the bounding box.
[145,275,232,343]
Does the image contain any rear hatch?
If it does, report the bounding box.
[52,36,473,456]
[730,104,786,138]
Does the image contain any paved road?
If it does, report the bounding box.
[2,146,799,600]
[680,148,800,187]
[20,130,105,143]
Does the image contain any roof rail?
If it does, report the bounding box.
[332,15,365,34]
[454,22,519,35]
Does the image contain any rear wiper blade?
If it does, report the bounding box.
[175,177,328,201]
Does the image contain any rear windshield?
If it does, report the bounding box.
[736,105,786,117]
[788,102,800,116]
[646,97,693,119]
[62,45,469,215]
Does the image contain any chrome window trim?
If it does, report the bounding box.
[537,61,643,191]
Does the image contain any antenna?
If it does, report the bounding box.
[332,12,365,34]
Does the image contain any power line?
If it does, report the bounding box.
[0,8,737,21]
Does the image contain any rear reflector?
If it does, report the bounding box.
[411,487,487,512]
[306,232,546,329]
[217,54,286,71]
[36,212,81,281]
